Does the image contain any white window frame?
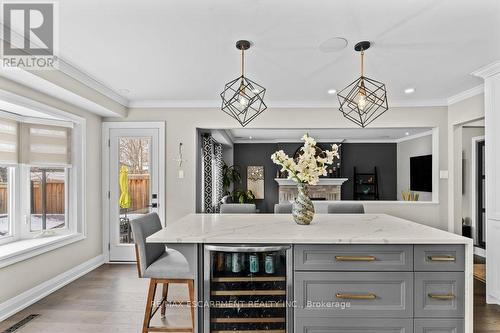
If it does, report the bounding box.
[19,165,72,238]
[0,90,86,268]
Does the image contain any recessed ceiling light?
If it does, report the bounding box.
[327,89,337,95]
[404,87,415,94]
[319,37,348,53]
[249,136,253,140]
[405,132,410,136]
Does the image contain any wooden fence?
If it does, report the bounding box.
[0,174,150,215]
[125,174,150,214]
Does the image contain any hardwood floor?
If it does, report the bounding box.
[1,264,499,332]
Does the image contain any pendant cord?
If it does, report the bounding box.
[360,50,364,77]
[241,48,245,77]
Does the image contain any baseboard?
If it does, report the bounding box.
[0,254,104,321]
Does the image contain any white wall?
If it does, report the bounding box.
[397,135,433,201]
[473,62,500,305]
[0,77,102,303]
[105,105,449,230]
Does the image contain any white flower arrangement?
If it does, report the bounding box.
[271,134,340,185]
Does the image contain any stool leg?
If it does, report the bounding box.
[143,279,157,333]
[161,282,169,318]
[187,280,195,330]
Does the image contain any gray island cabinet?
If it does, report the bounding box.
[147,214,473,333]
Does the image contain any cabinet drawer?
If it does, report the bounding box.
[296,317,413,333]
[414,245,465,271]
[415,272,465,318]
[294,245,413,271]
[414,319,464,333]
[295,271,413,318]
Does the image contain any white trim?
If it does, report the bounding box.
[0,254,103,321]
[447,85,484,105]
[472,60,500,79]
[394,130,433,143]
[0,233,85,269]
[471,135,485,245]
[101,122,166,263]
[128,98,449,109]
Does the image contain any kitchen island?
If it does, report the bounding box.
[147,214,473,333]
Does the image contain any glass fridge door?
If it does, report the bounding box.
[204,245,291,333]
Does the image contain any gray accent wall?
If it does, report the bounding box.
[340,143,398,201]
[234,142,397,212]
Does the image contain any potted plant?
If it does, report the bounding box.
[222,162,241,195]
[271,134,339,225]
[232,189,256,204]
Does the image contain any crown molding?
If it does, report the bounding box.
[128,98,448,109]
[0,22,129,109]
[56,58,129,106]
[447,84,484,105]
[394,129,433,143]
[472,60,500,79]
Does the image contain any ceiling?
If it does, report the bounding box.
[227,128,432,143]
[57,0,500,106]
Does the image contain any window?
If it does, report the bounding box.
[30,167,67,232]
[0,114,81,248]
[0,166,10,238]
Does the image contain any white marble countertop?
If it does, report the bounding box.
[147,213,472,245]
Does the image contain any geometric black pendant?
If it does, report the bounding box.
[337,41,388,128]
[220,40,267,127]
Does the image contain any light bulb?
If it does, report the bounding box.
[238,95,248,106]
[358,93,367,111]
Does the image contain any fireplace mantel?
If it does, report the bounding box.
[274,178,348,186]
[275,178,348,202]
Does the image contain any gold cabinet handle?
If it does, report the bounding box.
[335,255,376,262]
[427,255,456,262]
[428,293,456,300]
[336,293,377,300]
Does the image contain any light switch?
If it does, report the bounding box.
[439,170,449,179]
[178,169,184,179]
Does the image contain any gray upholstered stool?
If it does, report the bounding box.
[130,213,195,333]
[327,203,365,214]
[220,203,256,214]
[274,203,293,214]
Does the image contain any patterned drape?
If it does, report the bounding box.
[202,135,224,213]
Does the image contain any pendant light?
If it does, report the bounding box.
[337,41,388,128]
[220,40,267,127]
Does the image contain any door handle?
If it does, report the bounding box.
[336,292,377,300]
[428,293,455,300]
[335,255,376,262]
[427,255,455,262]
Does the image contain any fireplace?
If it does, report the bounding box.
[275,178,348,202]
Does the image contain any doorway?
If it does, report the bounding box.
[103,122,165,262]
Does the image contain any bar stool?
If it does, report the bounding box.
[219,203,256,213]
[327,203,365,214]
[130,213,195,333]
[274,203,293,214]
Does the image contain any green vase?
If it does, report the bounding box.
[292,184,315,225]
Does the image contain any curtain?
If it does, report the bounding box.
[20,123,72,166]
[0,118,18,165]
[202,134,224,213]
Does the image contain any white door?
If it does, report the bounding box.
[104,123,165,262]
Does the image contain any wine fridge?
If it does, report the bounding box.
[204,245,292,333]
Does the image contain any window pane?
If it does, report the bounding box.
[30,167,66,231]
[0,167,8,237]
[118,137,151,244]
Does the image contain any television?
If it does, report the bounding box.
[410,154,432,192]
